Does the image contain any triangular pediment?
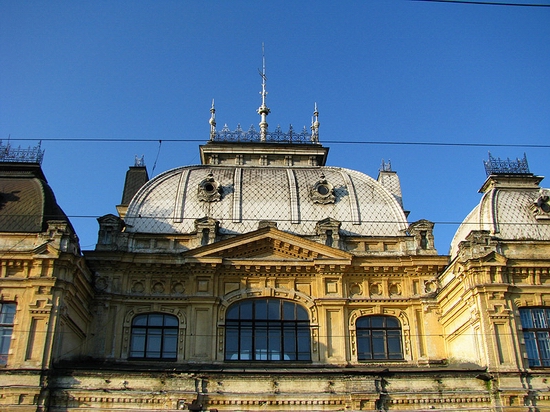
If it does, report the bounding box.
[182,227,352,263]
[33,242,58,256]
[480,250,507,265]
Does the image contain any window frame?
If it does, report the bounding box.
[519,307,550,368]
[0,302,16,366]
[128,313,179,360]
[355,315,404,361]
[224,299,311,362]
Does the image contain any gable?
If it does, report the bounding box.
[182,226,352,263]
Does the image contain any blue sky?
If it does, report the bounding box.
[1,0,549,252]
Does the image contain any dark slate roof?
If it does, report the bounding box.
[0,163,69,233]
[121,166,149,205]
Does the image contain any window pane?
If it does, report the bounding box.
[130,330,146,357]
[132,315,147,326]
[240,301,253,320]
[241,326,253,360]
[164,316,178,327]
[388,331,403,359]
[0,304,16,324]
[520,309,534,328]
[268,300,280,320]
[146,331,162,358]
[372,330,386,359]
[538,331,550,365]
[148,314,164,326]
[255,300,267,320]
[533,309,547,328]
[226,326,239,358]
[269,329,281,360]
[255,322,268,360]
[524,332,539,366]
[226,305,239,320]
[297,328,310,354]
[283,301,294,320]
[356,317,370,329]
[357,331,372,360]
[163,330,178,359]
[296,305,309,321]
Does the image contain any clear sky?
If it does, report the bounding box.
[1,0,549,253]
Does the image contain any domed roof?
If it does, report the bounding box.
[124,164,409,238]
[450,173,550,258]
[0,163,69,233]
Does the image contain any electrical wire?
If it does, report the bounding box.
[411,0,550,7]
[1,214,548,227]
[3,137,550,149]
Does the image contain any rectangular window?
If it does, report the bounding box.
[0,303,16,365]
[356,315,404,361]
[520,308,550,367]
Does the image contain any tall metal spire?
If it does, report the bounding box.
[209,99,216,141]
[311,102,320,143]
[257,43,270,142]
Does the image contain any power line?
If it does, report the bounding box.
[4,213,547,227]
[3,137,550,149]
[411,0,550,7]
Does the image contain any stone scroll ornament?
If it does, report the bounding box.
[198,173,222,202]
[310,174,335,204]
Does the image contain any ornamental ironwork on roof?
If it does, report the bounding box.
[483,152,530,177]
[0,141,44,164]
[212,124,317,144]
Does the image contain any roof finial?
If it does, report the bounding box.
[311,102,320,143]
[257,43,270,142]
[209,99,216,141]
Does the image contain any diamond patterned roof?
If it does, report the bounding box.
[0,164,69,233]
[450,176,550,257]
[124,165,409,237]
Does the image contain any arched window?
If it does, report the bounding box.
[356,315,403,360]
[520,307,550,367]
[129,313,178,360]
[225,299,311,361]
[0,303,16,365]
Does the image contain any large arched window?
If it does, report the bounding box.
[356,315,403,360]
[225,299,311,361]
[520,307,550,367]
[129,313,178,360]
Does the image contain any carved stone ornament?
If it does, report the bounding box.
[530,189,550,221]
[198,173,222,202]
[310,174,335,204]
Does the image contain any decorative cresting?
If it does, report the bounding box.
[484,152,530,177]
[212,123,314,144]
[310,173,336,204]
[198,172,222,202]
[0,140,44,164]
[531,188,550,221]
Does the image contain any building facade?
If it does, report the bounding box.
[1,100,550,411]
